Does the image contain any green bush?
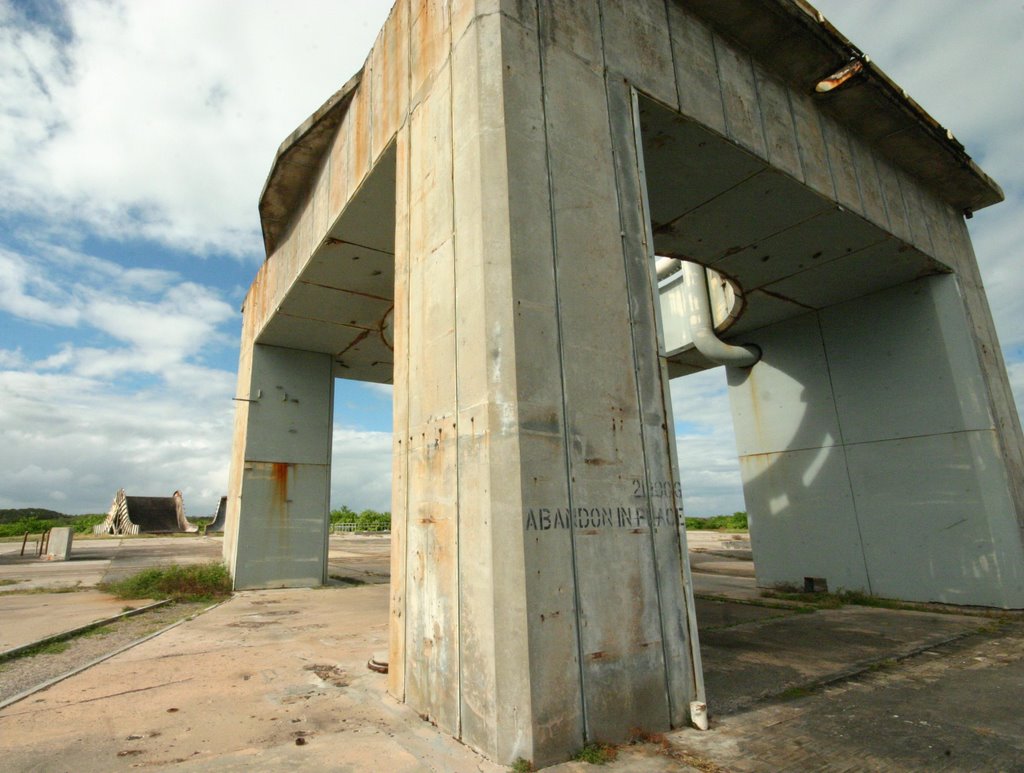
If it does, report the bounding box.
[101,563,231,602]
[685,511,748,531]
[0,512,107,538]
[330,505,390,531]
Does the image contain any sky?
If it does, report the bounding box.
[0,1,1020,517]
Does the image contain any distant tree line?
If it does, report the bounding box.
[684,511,748,531]
[330,505,391,531]
[0,509,106,538]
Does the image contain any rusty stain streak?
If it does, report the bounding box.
[277,310,376,332]
[587,651,606,661]
[756,287,816,310]
[336,328,373,357]
[324,236,396,257]
[271,463,290,511]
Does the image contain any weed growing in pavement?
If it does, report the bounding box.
[101,563,231,602]
[572,742,618,764]
[511,758,533,772]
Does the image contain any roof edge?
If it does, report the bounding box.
[258,70,363,257]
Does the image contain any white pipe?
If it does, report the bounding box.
[682,261,761,368]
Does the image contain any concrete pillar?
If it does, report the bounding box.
[729,274,1024,608]
[387,9,700,767]
[46,527,73,561]
[224,342,334,589]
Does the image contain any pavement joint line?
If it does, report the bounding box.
[714,625,986,718]
[0,597,232,713]
[0,599,173,661]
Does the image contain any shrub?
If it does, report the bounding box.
[685,512,748,531]
[101,563,231,602]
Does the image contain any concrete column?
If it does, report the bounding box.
[729,274,1024,608]
[224,342,334,590]
[388,9,700,766]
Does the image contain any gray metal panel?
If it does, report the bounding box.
[819,276,994,444]
[847,431,1024,608]
[738,445,869,593]
[726,313,842,457]
[233,461,330,589]
[244,345,333,465]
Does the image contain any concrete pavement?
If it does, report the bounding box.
[1,532,1021,770]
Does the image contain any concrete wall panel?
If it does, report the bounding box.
[388,124,412,702]
[727,313,842,457]
[600,0,676,110]
[820,276,993,444]
[739,446,869,592]
[232,461,330,589]
[713,41,767,159]
[752,64,801,181]
[848,431,1024,607]
[243,346,333,465]
[666,3,726,134]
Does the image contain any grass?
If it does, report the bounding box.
[0,584,85,596]
[100,563,231,602]
[6,639,71,660]
[510,758,533,772]
[573,743,618,765]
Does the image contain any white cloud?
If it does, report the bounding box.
[0,248,81,325]
[0,368,234,511]
[330,426,393,512]
[670,368,746,517]
[812,0,1023,399]
[0,0,395,258]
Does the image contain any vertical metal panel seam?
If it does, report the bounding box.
[400,6,414,701]
[446,0,463,737]
[534,0,589,743]
[628,81,706,708]
[595,0,673,726]
[781,75,809,186]
[811,103,840,202]
[815,313,874,593]
[323,367,335,584]
[706,31,731,141]
[663,0,684,115]
[869,152,894,232]
[747,56,772,166]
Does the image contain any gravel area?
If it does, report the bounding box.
[0,600,214,704]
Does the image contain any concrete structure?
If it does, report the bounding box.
[205,496,227,534]
[45,527,73,561]
[97,489,197,535]
[224,0,1023,765]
